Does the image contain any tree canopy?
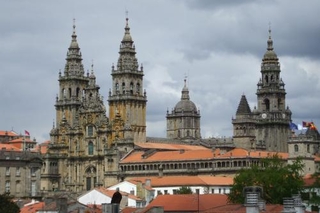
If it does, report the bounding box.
[228,155,304,204]
[176,186,193,194]
[0,193,20,213]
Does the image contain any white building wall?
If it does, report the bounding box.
[78,190,111,205]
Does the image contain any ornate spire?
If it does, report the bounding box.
[267,26,273,51]
[116,17,139,72]
[64,19,85,77]
[262,27,278,62]
[181,78,190,100]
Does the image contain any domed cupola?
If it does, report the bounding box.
[166,78,201,141]
[174,78,197,113]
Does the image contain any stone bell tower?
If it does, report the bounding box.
[108,17,147,144]
[254,28,292,152]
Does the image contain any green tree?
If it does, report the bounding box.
[176,186,193,194]
[304,173,320,211]
[228,155,304,204]
[0,193,20,213]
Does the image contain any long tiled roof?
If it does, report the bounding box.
[143,194,229,212]
[128,175,233,187]
[121,147,288,163]
[135,142,209,150]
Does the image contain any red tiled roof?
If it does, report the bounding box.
[0,143,20,151]
[121,147,288,164]
[20,201,45,213]
[0,130,19,137]
[135,142,209,150]
[129,175,233,187]
[121,149,215,163]
[144,194,228,212]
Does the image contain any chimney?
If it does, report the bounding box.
[244,186,263,213]
[56,197,68,213]
[145,179,151,187]
[245,192,259,213]
[282,197,296,213]
[292,194,304,213]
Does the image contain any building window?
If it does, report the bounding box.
[196,189,200,194]
[16,167,20,176]
[6,167,10,176]
[307,144,310,153]
[5,181,10,193]
[164,190,168,195]
[294,144,299,152]
[122,82,126,94]
[87,126,93,137]
[31,167,36,177]
[88,141,94,155]
[16,181,21,194]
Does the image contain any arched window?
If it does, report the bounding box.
[115,83,119,94]
[68,88,72,98]
[122,82,126,94]
[76,88,80,98]
[87,126,94,137]
[264,99,270,111]
[294,144,299,152]
[130,82,134,94]
[88,141,94,155]
[136,83,140,94]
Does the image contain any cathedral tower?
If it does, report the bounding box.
[43,21,108,193]
[108,18,147,144]
[254,29,292,152]
[166,78,201,141]
[232,95,256,149]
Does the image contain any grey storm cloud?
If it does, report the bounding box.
[0,0,319,141]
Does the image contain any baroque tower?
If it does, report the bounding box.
[43,21,108,193]
[108,18,147,144]
[166,78,201,141]
[254,29,292,152]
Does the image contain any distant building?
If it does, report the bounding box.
[0,143,42,198]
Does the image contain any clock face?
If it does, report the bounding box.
[262,113,267,119]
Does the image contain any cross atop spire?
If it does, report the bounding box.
[267,24,274,51]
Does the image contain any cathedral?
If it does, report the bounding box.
[40,18,319,196]
[42,18,145,193]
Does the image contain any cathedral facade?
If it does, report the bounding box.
[41,18,145,193]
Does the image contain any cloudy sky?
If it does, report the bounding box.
[1,0,319,142]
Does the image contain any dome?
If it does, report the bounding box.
[174,99,197,113]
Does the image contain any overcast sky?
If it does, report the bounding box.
[1,0,319,142]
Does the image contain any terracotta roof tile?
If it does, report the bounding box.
[129,175,233,187]
[121,147,288,164]
[0,143,20,151]
[0,130,19,137]
[144,194,228,212]
[135,142,209,150]
[20,201,45,213]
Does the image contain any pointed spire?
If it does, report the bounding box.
[64,18,85,77]
[267,24,273,51]
[122,16,133,43]
[236,95,251,114]
[181,77,190,100]
[70,18,79,49]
